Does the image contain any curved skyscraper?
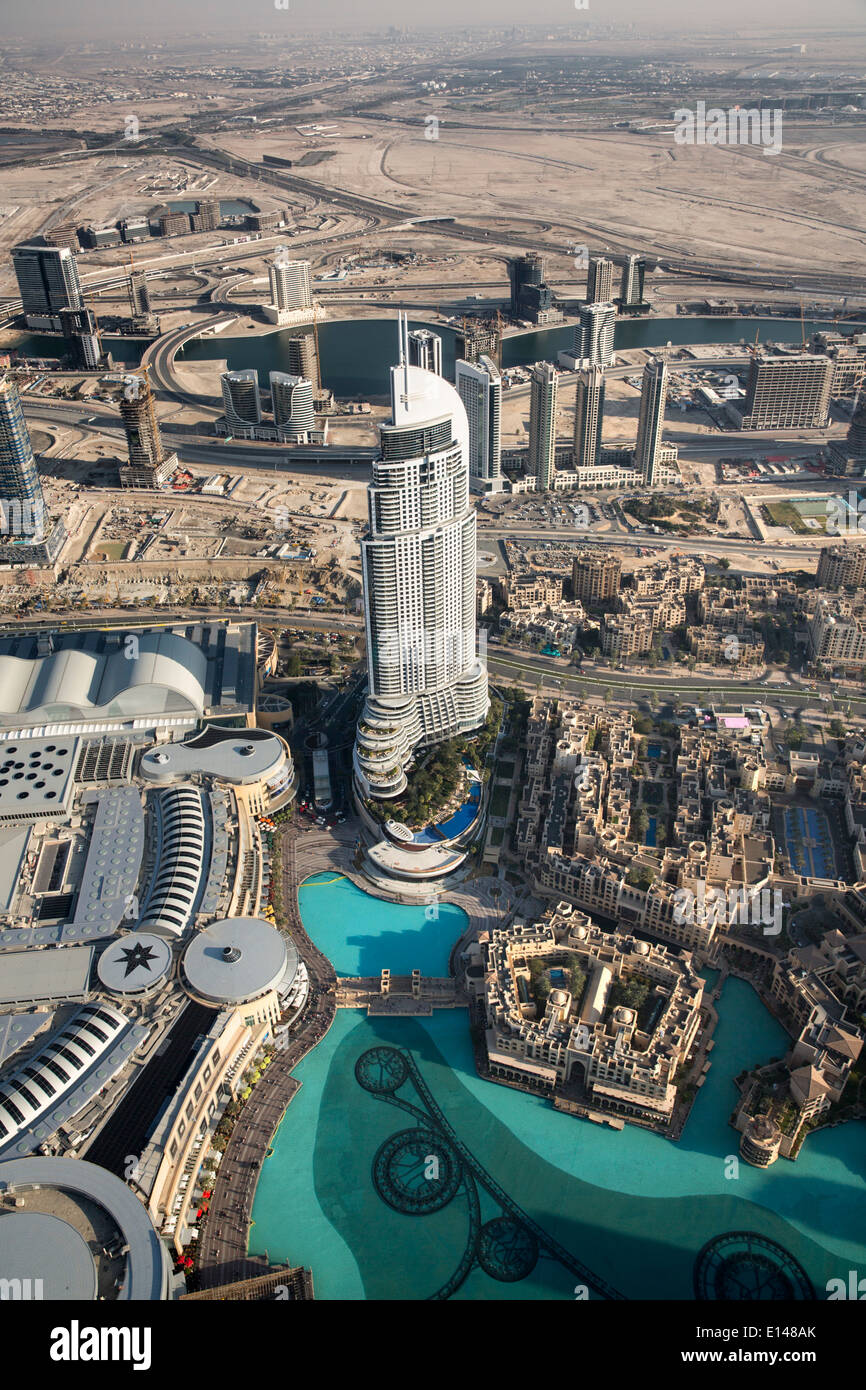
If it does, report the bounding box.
[354,315,489,800]
[270,372,315,439]
[221,370,262,431]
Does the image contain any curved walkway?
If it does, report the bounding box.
[195,822,337,1290]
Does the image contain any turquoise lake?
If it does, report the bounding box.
[250,879,866,1300]
[297,871,465,977]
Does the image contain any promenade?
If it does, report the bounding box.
[195,822,339,1290]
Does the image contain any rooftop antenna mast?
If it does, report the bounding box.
[398,310,409,403]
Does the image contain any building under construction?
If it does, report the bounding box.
[454,315,502,368]
[118,370,178,489]
[285,329,321,394]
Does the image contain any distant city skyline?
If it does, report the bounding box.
[4,0,864,36]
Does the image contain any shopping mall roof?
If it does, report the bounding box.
[140,725,285,785]
[0,1211,98,1300]
[182,917,295,1006]
[0,1012,49,1068]
[0,943,94,1007]
[0,622,258,734]
[0,736,78,822]
[0,1156,168,1300]
[97,933,173,996]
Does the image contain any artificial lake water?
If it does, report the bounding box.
[249,874,866,1300]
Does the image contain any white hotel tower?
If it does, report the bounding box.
[354,315,489,800]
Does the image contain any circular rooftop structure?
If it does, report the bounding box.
[0,1157,169,1300]
[0,1211,98,1300]
[181,917,295,1006]
[97,933,173,997]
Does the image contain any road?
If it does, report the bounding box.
[479,523,822,562]
[486,647,866,712]
[22,399,380,469]
[8,599,858,715]
[0,605,363,636]
[22,392,839,513]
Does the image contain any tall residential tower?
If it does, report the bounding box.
[118,373,178,488]
[574,302,616,368]
[12,244,83,329]
[619,255,647,311]
[573,366,606,470]
[407,328,443,376]
[634,357,668,486]
[529,362,558,492]
[586,257,614,305]
[0,376,66,562]
[265,254,314,325]
[455,354,502,491]
[221,370,263,432]
[270,373,315,440]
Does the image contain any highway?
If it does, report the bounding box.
[0,598,852,708]
[481,525,819,561]
[23,399,380,471]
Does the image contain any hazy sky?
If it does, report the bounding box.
[4,0,866,38]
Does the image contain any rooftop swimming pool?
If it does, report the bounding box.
[250,882,866,1300]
